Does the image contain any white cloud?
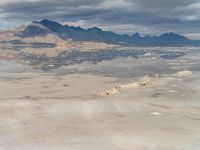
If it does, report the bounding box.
[97,0,132,9]
[0,0,41,5]
[64,20,91,28]
[184,33,200,40]
[182,15,200,21]
[188,2,200,9]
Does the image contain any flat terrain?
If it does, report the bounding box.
[0,47,200,150]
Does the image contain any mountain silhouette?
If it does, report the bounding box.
[20,19,200,46]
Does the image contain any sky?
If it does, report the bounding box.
[0,0,200,39]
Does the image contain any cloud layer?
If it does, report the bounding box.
[0,0,200,38]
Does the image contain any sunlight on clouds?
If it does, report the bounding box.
[64,20,91,28]
[100,24,155,35]
[0,0,41,4]
[184,33,200,40]
[188,2,200,9]
[183,15,200,21]
[97,0,133,9]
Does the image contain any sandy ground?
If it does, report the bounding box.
[0,69,200,150]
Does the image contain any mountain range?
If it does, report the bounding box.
[17,19,200,47]
[1,19,199,70]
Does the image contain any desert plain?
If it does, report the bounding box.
[0,47,200,150]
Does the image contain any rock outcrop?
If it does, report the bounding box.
[176,71,192,77]
[100,75,151,96]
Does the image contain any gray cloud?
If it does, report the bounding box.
[131,0,197,9]
[0,0,199,38]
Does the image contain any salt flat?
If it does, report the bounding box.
[0,47,200,150]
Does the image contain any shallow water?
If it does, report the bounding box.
[48,47,200,79]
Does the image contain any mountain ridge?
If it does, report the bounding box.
[13,19,200,47]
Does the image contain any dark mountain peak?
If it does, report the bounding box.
[20,21,51,37]
[144,35,153,39]
[159,32,187,40]
[88,27,102,32]
[39,19,57,24]
[38,19,64,33]
[132,33,141,38]
[160,32,176,37]
[69,26,85,32]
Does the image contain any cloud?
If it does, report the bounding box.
[0,0,199,38]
